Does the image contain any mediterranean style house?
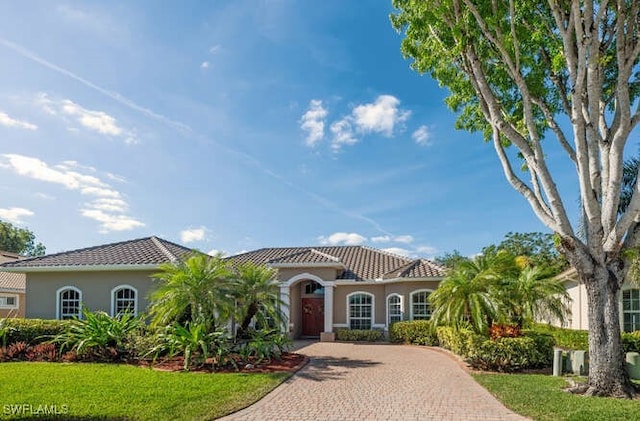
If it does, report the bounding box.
[0,237,192,320]
[0,250,25,318]
[228,246,445,340]
[556,268,640,332]
[0,237,446,341]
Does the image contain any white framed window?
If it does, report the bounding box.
[56,286,82,320]
[0,294,18,309]
[623,289,640,332]
[410,289,432,320]
[111,285,138,317]
[347,292,374,330]
[387,293,403,326]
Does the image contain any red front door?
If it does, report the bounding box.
[302,298,324,337]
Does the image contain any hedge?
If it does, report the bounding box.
[336,328,385,342]
[389,320,438,345]
[466,333,555,372]
[435,326,485,357]
[0,319,69,346]
[531,323,640,353]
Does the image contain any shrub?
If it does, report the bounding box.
[529,323,588,350]
[436,327,484,357]
[389,320,438,345]
[622,331,640,353]
[0,318,68,346]
[335,329,384,342]
[488,323,522,339]
[25,343,58,362]
[466,334,554,372]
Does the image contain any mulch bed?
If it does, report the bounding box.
[138,352,307,374]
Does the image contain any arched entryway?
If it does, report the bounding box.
[280,273,335,340]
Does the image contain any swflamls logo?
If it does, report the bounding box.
[3,403,69,416]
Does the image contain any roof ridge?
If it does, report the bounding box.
[382,259,420,279]
[360,244,413,262]
[150,236,181,263]
[266,249,311,263]
[308,248,341,262]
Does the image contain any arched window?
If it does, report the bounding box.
[623,289,640,332]
[387,294,403,326]
[111,285,138,317]
[410,290,432,320]
[57,286,82,320]
[348,292,373,330]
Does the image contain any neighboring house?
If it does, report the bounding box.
[228,246,445,341]
[0,237,192,320]
[556,268,640,332]
[0,250,25,318]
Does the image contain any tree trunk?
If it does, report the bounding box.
[582,264,635,397]
[238,301,259,337]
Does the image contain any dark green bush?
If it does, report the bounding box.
[466,334,555,372]
[529,323,588,350]
[389,320,438,345]
[0,318,68,346]
[436,326,484,357]
[336,328,384,342]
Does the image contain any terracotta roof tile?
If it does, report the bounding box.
[228,246,444,281]
[0,236,193,269]
[0,271,25,291]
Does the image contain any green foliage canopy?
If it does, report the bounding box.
[0,220,45,256]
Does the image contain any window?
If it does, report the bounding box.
[411,290,432,320]
[387,294,403,326]
[57,287,82,320]
[0,294,18,309]
[111,285,138,317]
[304,281,324,295]
[348,292,373,330]
[623,289,640,332]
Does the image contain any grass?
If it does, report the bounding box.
[0,362,289,420]
[473,373,640,420]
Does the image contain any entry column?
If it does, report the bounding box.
[279,285,290,334]
[322,283,335,341]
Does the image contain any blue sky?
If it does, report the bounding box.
[0,0,579,258]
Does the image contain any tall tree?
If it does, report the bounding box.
[482,232,568,276]
[435,249,469,269]
[392,0,640,397]
[0,220,45,256]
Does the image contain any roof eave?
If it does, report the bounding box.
[0,264,161,273]
[335,276,443,285]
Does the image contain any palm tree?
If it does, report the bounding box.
[429,252,515,333]
[232,262,284,337]
[148,253,233,331]
[500,266,570,328]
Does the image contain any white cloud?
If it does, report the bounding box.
[209,45,221,54]
[1,154,144,234]
[318,232,367,246]
[180,227,207,243]
[207,249,226,257]
[394,235,414,244]
[0,207,34,224]
[415,245,438,256]
[201,61,210,69]
[352,95,410,136]
[371,235,391,243]
[383,247,412,257]
[329,118,358,151]
[412,125,431,146]
[300,100,328,147]
[61,99,122,136]
[0,111,37,130]
[79,209,144,233]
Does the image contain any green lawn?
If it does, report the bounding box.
[0,362,289,420]
[473,373,640,421]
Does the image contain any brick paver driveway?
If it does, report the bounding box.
[221,342,526,420]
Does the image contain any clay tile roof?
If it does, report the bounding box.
[0,236,193,269]
[227,245,445,281]
[267,248,342,265]
[0,271,25,292]
[383,259,446,279]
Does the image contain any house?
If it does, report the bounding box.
[0,237,192,320]
[0,237,446,342]
[0,250,26,318]
[556,268,640,332]
[228,246,445,341]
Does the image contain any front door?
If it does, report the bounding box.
[302,298,324,337]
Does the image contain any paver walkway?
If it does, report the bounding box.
[221,342,526,420]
